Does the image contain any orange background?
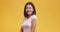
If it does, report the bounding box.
[0,0,60,32]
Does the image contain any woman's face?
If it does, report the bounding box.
[26,4,34,16]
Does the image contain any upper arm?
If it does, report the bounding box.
[20,27,23,32]
[31,15,37,32]
[31,19,37,32]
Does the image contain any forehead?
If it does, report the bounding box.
[26,4,33,7]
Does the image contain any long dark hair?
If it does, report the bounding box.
[24,2,36,17]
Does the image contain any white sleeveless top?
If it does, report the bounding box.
[22,15,38,32]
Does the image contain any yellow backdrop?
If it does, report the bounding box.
[0,0,60,32]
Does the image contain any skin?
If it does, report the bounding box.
[26,4,34,16]
[31,19,37,32]
[20,4,37,32]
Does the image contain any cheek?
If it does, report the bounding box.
[26,9,33,15]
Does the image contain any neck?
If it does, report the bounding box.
[26,15,32,19]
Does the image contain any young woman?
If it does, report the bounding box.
[20,2,38,32]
